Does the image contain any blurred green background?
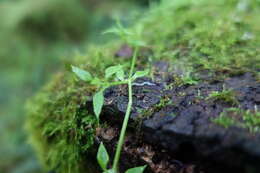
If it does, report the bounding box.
[0,0,151,172]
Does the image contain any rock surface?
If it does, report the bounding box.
[99,65,260,173]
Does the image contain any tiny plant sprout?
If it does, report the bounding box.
[132,69,149,81]
[116,69,125,81]
[105,65,123,79]
[97,142,110,171]
[72,20,148,173]
[71,65,92,82]
[93,90,104,121]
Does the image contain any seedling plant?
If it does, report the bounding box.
[72,21,148,173]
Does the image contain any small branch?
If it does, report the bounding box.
[112,47,139,172]
[112,79,133,172]
[129,47,139,78]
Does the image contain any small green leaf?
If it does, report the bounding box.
[93,90,104,120]
[97,142,109,171]
[116,69,125,81]
[103,27,122,35]
[132,69,149,80]
[125,165,147,173]
[105,65,123,79]
[103,26,133,37]
[128,39,146,47]
[91,77,102,86]
[122,29,134,36]
[72,65,92,82]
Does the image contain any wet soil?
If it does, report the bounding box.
[91,61,260,173]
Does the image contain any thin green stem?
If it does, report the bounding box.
[112,46,138,172]
[129,47,139,78]
[112,79,132,172]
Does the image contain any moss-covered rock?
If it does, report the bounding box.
[26,0,260,172]
[212,107,260,133]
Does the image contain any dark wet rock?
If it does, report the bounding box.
[152,61,172,84]
[98,71,260,173]
[103,77,164,121]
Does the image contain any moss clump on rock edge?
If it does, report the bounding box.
[26,0,260,172]
[213,108,260,133]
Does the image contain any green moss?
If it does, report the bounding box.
[145,0,259,75]
[212,108,260,133]
[139,95,172,119]
[155,96,173,109]
[212,114,237,129]
[207,89,239,106]
[26,74,97,172]
[26,0,260,172]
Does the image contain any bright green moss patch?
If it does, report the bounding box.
[213,108,260,133]
[137,95,173,119]
[26,73,98,172]
[142,0,260,78]
[212,114,237,129]
[207,89,239,106]
[26,0,260,172]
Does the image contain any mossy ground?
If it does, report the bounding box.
[207,89,239,106]
[212,108,260,133]
[26,0,260,172]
